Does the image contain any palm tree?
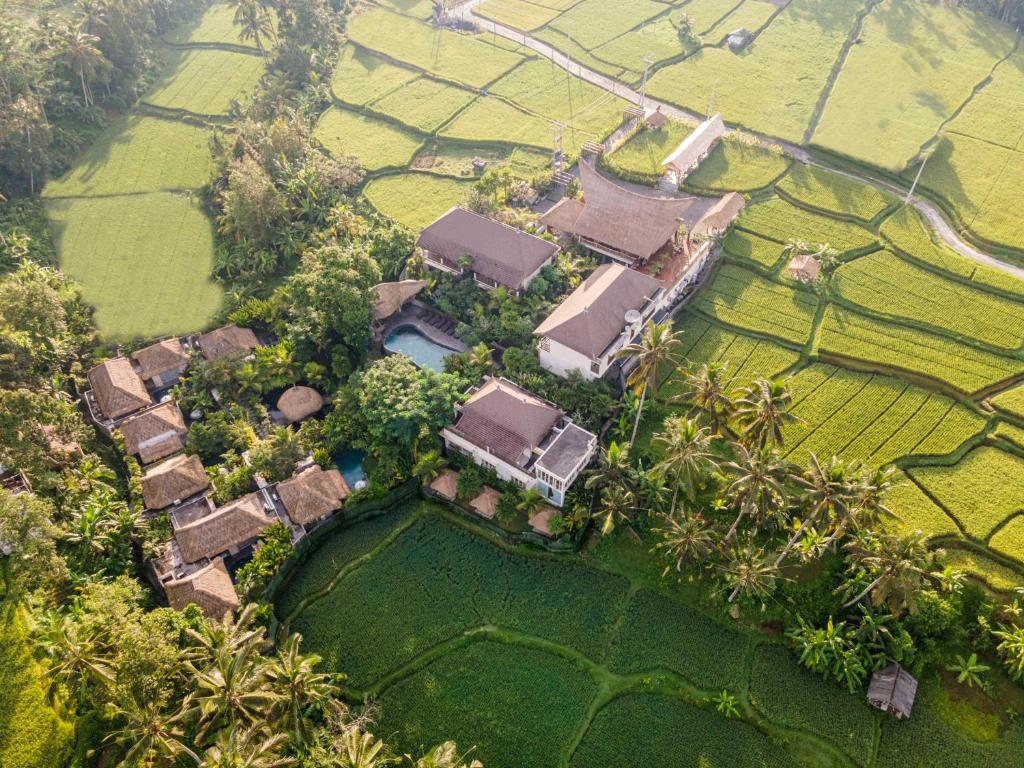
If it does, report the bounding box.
[36,613,114,703]
[104,690,199,768]
[655,512,717,574]
[616,321,683,445]
[678,361,734,435]
[775,453,858,567]
[187,642,281,740]
[55,26,108,106]
[733,377,797,450]
[266,633,338,747]
[555,251,586,288]
[515,488,546,520]
[187,603,263,659]
[467,342,492,370]
[585,441,634,493]
[200,728,294,768]
[721,443,791,544]
[596,483,636,536]
[333,729,391,768]
[947,653,990,689]
[840,530,962,616]
[651,415,715,516]
[993,623,1024,682]
[412,451,446,484]
[228,0,275,56]
[722,542,781,604]
[411,742,482,768]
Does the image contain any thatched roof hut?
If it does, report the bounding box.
[132,338,189,383]
[787,252,821,283]
[276,386,324,424]
[372,280,427,321]
[429,469,458,500]
[174,492,272,564]
[662,113,726,178]
[529,505,559,536]
[197,325,259,361]
[142,454,210,510]
[87,358,151,420]
[277,466,349,526]
[117,401,187,465]
[469,486,501,519]
[164,558,239,620]
[868,664,918,719]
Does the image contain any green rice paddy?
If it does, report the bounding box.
[316,107,424,171]
[143,47,265,117]
[363,173,472,229]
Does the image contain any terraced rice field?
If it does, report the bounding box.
[369,76,477,133]
[721,230,788,271]
[330,45,419,106]
[163,2,268,49]
[993,383,1024,419]
[315,107,424,171]
[737,197,877,253]
[362,173,472,229]
[776,163,896,222]
[143,47,265,116]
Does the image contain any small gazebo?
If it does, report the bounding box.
[470,486,501,520]
[868,664,918,719]
[277,386,325,424]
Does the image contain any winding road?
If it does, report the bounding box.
[454,0,1024,280]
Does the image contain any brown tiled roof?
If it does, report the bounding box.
[372,280,427,320]
[534,263,662,358]
[197,325,258,361]
[277,466,349,526]
[418,207,558,291]
[646,108,668,129]
[450,378,560,468]
[540,162,696,262]
[164,558,239,620]
[276,386,324,424]
[117,401,187,464]
[175,492,271,564]
[87,358,151,420]
[132,338,189,381]
[142,454,209,510]
[429,469,458,500]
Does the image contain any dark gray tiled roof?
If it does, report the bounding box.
[536,423,595,478]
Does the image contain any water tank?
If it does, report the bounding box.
[624,309,642,325]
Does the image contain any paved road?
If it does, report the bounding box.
[454,1,1024,279]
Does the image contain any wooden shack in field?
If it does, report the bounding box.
[868,664,918,719]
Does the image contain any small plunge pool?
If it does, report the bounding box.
[384,326,458,372]
[334,449,367,489]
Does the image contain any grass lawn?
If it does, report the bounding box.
[316,106,423,170]
[685,136,791,193]
[42,115,214,198]
[476,0,564,31]
[347,7,524,88]
[368,76,477,133]
[362,173,472,229]
[329,45,418,106]
[646,0,864,143]
[908,447,1024,540]
[776,162,896,222]
[817,304,1024,395]
[144,47,264,116]
[0,602,75,768]
[812,0,1016,172]
[45,193,223,340]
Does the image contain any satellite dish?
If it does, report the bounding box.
[624,309,642,325]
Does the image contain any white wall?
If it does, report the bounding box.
[441,430,535,488]
[538,338,602,381]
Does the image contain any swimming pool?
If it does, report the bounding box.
[334,449,367,489]
[384,326,458,372]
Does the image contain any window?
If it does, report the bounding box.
[539,337,551,352]
[590,360,601,374]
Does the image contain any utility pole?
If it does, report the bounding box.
[906,138,939,204]
[640,55,653,111]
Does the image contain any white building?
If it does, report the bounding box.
[441,377,596,507]
[534,264,664,382]
[417,206,559,294]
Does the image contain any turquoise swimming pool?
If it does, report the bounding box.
[384,326,457,372]
[334,449,367,489]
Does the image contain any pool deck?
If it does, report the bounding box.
[384,301,467,354]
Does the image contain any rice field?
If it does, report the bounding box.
[704,0,780,41]
[885,472,961,539]
[330,45,419,106]
[143,47,265,116]
[362,173,472,229]
[813,0,1017,172]
[684,137,791,193]
[992,383,1024,419]
[476,0,565,31]
[990,516,1024,566]
[909,447,1024,540]
[646,0,864,142]
[776,162,896,222]
[315,107,424,171]
[591,18,691,73]
[163,2,267,49]
[369,76,477,133]
[45,193,223,339]
[944,547,1024,593]
[737,197,877,253]
[721,230,788,271]
[817,305,1024,395]
[546,0,668,52]
[347,7,524,88]
[603,120,691,184]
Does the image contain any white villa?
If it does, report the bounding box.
[662,113,727,185]
[441,377,597,507]
[534,263,664,382]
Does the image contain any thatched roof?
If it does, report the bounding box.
[277,386,324,424]
[449,377,560,468]
[418,206,558,291]
[787,252,821,282]
[175,492,272,564]
[692,192,746,238]
[142,454,209,511]
[529,505,559,536]
[117,402,187,465]
[164,558,239,620]
[277,466,349,526]
[469,486,500,519]
[87,358,151,420]
[541,162,694,263]
[372,280,427,321]
[868,664,918,719]
[132,338,189,381]
[646,108,668,130]
[534,263,662,359]
[429,469,458,500]
[197,325,259,361]
[662,113,726,175]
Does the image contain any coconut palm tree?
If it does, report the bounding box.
[412,451,447,483]
[467,342,492,371]
[840,530,962,616]
[555,251,586,288]
[775,453,859,567]
[721,443,792,544]
[651,415,715,517]
[228,0,275,56]
[585,441,634,493]
[36,613,114,704]
[677,361,734,435]
[655,512,717,574]
[266,633,338,747]
[733,377,797,450]
[596,483,636,536]
[200,728,294,768]
[722,541,781,604]
[333,729,391,768]
[187,603,264,659]
[187,642,281,740]
[104,690,199,768]
[616,321,683,445]
[515,488,546,519]
[54,26,108,106]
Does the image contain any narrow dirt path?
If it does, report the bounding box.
[453,0,1024,280]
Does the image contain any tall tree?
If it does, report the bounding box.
[733,377,797,450]
[616,321,683,445]
[679,361,734,435]
[651,416,715,517]
[721,443,792,545]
